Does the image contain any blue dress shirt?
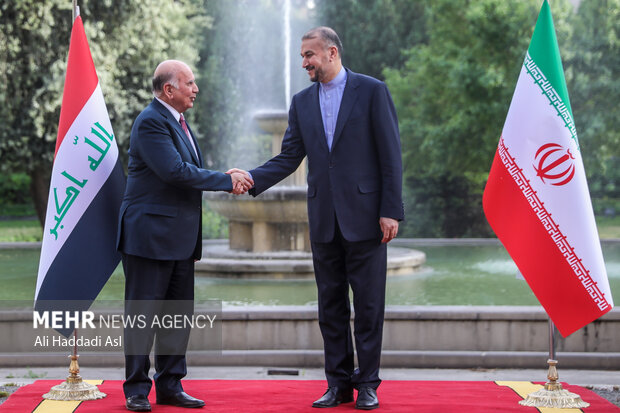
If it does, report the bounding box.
[319,67,347,151]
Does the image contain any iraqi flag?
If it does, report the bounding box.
[483,0,613,337]
[34,14,125,328]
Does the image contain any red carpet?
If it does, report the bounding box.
[1,380,617,412]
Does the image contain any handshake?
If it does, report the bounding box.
[225,168,254,195]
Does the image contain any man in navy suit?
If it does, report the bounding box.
[117,60,252,412]
[232,27,403,410]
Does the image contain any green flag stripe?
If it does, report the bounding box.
[523,52,579,149]
[527,0,574,122]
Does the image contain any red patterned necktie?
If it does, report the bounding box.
[179,114,199,158]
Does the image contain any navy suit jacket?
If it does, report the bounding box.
[249,69,404,243]
[117,99,232,261]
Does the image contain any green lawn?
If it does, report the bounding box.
[596,215,620,239]
[0,219,42,242]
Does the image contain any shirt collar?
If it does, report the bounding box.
[320,66,347,91]
[156,97,182,123]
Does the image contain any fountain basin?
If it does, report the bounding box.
[195,240,426,279]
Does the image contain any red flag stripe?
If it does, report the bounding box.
[483,139,612,336]
[55,16,98,156]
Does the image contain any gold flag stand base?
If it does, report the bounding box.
[519,359,589,409]
[42,355,106,401]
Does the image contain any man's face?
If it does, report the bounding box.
[168,66,199,113]
[301,37,333,83]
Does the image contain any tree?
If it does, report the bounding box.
[0,0,209,225]
[567,0,620,215]
[384,0,573,236]
[318,0,427,80]
[0,0,72,223]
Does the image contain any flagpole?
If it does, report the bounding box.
[548,319,555,360]
[519,318,589,408]
[72,0,78,22]
[69,0,83,395]
[70,0,79,375]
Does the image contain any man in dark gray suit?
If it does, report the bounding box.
[117,60,252,412]
[231,27,403,410]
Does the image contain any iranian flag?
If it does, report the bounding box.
[34,14,125,322]
[483,0,613,337]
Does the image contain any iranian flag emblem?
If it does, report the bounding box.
[483,0,613,337]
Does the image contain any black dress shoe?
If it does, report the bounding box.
[355,387,379,410]
[312,386,354,408]
[126,395,151,412]
[156,391,205,408]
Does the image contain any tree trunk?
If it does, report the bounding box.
[29,164,51,227]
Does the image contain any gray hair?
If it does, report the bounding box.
[152,69,179,97]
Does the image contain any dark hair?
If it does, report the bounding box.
[302,26,343,57]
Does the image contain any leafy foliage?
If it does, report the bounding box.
[0,0,72,175]
[318,0,427,80]
[567,0,620,216]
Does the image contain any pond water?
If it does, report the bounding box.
[1,242,618,306]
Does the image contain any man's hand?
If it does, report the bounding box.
[226,168,254,194]
[380,217,399,243]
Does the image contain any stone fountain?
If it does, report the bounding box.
[197,110,425,278]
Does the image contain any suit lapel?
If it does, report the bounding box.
[152,99,201,166]
[331,69,359,151]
